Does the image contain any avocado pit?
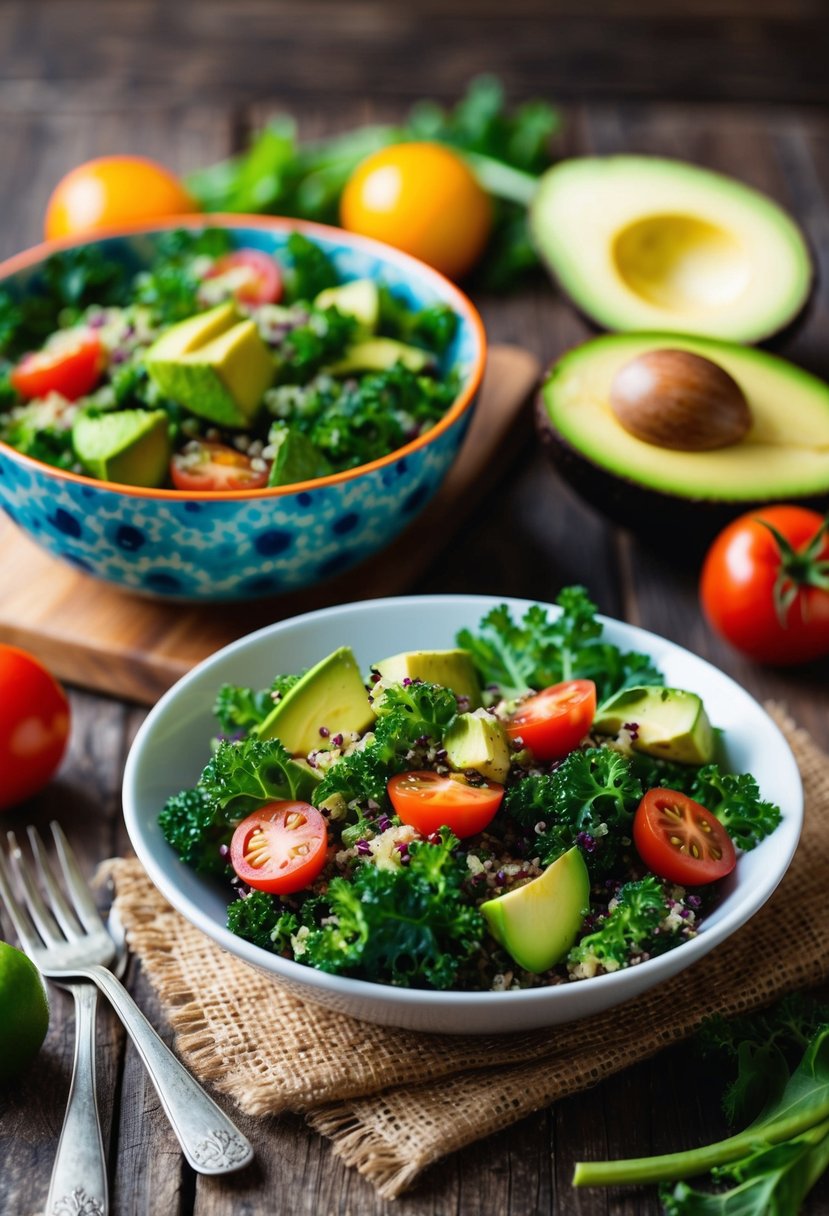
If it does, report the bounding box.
[609,348,752,452]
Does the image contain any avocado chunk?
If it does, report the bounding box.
[481,848,590,974]
[267,427,333,488]
[592,685,714,764]
[530,156,813,344]
[537,332,829,540]
[315,279,380,332]
[371,649,482,708]
[72,409,171,487]
[444,710,511,783]
[146,302,274,427]
[329,338,431,376]
[257,647,375,755]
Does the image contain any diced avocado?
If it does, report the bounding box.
[145,302,274,427]
[267,427,333,488]
[592,685,714,764]
[481,847,590,974]
[329,338,431,376]
[315,279,380,332]
[72,409,171,487]
[257,647,375,755]
[371,649,482,708]
[444,710,511,783]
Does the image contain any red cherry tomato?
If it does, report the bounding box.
[633,788,737,886]
[170,441,270,492]
[230,802,328,894]
[204,249,283,305]
[387,771,504,839]
[700,506,829,665]
[0,646,70,811]
[505,680,597,762]
[11,330,103,401]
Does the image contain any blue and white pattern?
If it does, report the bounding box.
[0,223,483,600]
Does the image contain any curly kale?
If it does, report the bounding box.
[158,787,232,876]
[313,679,459,810]
[199,736,319,819]
[506,747,643,877]
[133,227,233,324]
[457,586,662,704]
[689,767,782,852]
[0,404,76,470]
[378,286,458,353]
[298,831,483,988]
[277,306,357,381]
[567,875,686,976]
[226,890,298,953]
[212,672,305,737]
[281,231,340,303]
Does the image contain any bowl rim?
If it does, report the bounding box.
[0,214,487,501]
[122,592,804,1015]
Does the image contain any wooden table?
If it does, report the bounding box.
[2,3,829,1213]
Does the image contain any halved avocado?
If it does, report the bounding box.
[536,333,829,539]
[530,156,813,345]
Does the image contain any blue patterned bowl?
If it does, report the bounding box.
[0,217,485,600]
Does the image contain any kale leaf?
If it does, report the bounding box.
[689,767,782,852]
[281,232,340,303]
[199,736,317,819]
[507,747,643,877]
[298,831,483,988]
[377,286,458,353]
[457,586,662,704]
[0,404,76,470]
[567,875,688,976]
[157,787,232,876]
[226,890,298,953]
[133,227,233,324]
[277,306,357,381]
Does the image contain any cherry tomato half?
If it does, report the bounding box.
[387,771,504,839]
[11,330,103,401]
[700,506,829,666]
[340,142,492,281]
[0,645,70,811]
[633,788,736,887]
[505,680,597,762]
[204,249,283,305]
[230,802,328,894]
[170,441,270,492]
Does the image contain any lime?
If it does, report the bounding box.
[0,940,49,1082]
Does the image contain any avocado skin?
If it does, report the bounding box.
[533,388,829,555]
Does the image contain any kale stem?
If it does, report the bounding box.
[462,152,539,206]
[572,1102,829,1187]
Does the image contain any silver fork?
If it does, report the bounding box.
[0,823,254,1185]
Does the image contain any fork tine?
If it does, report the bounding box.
[27,826,84,941]
[6,831,63,946]
[50,822,103,933]
[0,843,43,955]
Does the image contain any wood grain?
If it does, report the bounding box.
[0,345,539,704]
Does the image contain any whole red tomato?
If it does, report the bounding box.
[0,646,70,810]
[700,506,829,665]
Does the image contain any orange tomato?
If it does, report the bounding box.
[44,156,197,241]
[340,142,492,280]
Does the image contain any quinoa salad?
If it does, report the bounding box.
[0,228,461,491]
[158,588,783,992]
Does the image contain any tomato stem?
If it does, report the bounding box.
[756,515,829,627]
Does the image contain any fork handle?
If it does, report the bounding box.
[46,983,108,1216]
[82,963,253,1175]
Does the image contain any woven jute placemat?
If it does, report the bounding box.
[107,706,829,1198]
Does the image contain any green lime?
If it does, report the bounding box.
[0,940,49,1083]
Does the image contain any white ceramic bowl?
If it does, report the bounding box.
[122,595,803,1034]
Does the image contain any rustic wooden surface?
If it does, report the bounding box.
[2,4,829,1214]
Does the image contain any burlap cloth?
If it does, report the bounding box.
[106,706,829,1199]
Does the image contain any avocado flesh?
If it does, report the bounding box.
[481,848,590,974]
[315,279,380,332]
[372,649,482,708]
[329,338,430,376]
[146,303,274,427]
[540,333,829,503]
[257,647,375,755]
[530,156,812,344]
[72,409,171,487]
[444,711,511,783]
[593,685,714,765]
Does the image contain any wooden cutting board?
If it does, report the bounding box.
[0,344,540,704]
